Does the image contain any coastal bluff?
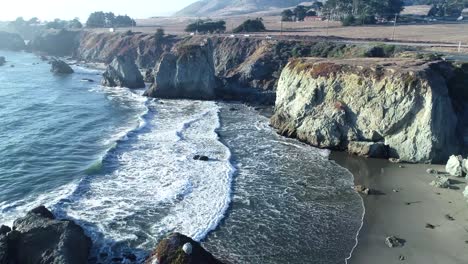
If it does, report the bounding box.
[271,58,463,163]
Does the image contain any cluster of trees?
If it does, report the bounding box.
[322,0,404,25]
[426,0,468,17]
[86,12,136,28]
[46,18,82,29]
[185,19,226,33]
[232,18,266,33]
[281,2,324,21]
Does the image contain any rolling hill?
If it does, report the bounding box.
[174,0,311,17]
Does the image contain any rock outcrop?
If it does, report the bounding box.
[446,155,464,177]
[271,58,461,163]
[0,206,91,264]
[102,55,145,88]
[75,31,176,69]
[51,59,74,74]
[144,40,217,100]
[0,56,5,66]
[0,31,25,51]
[146,233,223,264]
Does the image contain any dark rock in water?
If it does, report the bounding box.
[145,233,223,264]
[102,55,145,89]
[51,59,74,74]
[81,78,95,82]
[40,55,48,61]
[0,225,10,236]
[229,107,238,111]
[0,56,5,66]
[0,31,26,51]
[193,155,209,161]
[0,205,91,264]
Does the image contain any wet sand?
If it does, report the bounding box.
[331,152,468,264]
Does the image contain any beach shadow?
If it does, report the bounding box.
[369,189,386,196]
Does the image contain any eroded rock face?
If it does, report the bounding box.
[51,59,74,74]
[144,40,217,100]
[146,233,223,264]
[271,58,460,163]
[102,55,145,88]
[0,31,26,51]
[0,206,91,264]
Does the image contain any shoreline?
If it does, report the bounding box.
[331,152,468,264]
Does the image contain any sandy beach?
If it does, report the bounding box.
[332,152,468,264]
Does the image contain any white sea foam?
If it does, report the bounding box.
[53,99,235,258]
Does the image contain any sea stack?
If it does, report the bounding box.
[144,39,217,100]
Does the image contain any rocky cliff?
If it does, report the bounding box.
[0,31,26,51]
[75,31,176,69]
[144,39,217,99]
[271,58,463,163]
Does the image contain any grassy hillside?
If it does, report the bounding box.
[174,0,308,17]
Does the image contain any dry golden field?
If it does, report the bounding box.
[131,16,468,46]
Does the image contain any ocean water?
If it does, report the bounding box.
[0,51,363,263]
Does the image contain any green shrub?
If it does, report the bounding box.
[341,15,356,26]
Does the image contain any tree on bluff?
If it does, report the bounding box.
[185,19,226,33]
[86,12,136,28]
[232,18,266,33]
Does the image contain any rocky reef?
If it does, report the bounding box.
[0,206,91,264]
[146,233,223,264]
[271,58,463,163]
[144,39,217,100]
[0,31,26,51]
[102,55,145,88]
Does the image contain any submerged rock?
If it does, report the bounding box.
[51,59,74,74]
[0,205,91,264]
[144,40,217,100]
[145,233,223,264]
[0,56,5,66]
[271,58,461,163]
[102,55,145,89]
[446,155,463,177]
[193,155,209,161]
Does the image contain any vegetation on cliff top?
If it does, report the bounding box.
[185,19,226,33]
[232,18,266,33]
